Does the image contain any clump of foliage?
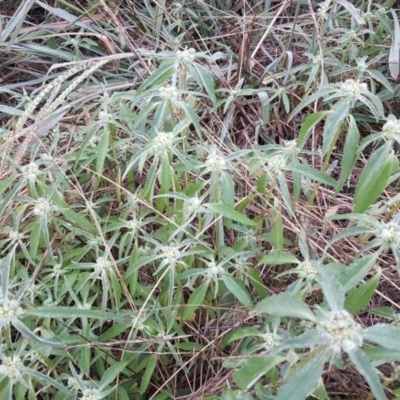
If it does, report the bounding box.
[1,0,400,399]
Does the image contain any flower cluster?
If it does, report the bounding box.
[319,310,363,353]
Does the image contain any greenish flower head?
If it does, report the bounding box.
[81,388,102,400]
[176,47,196,65]
[0,299,23,327]
[159,85,179,101]
[297,261,317,280]
[341,79,368,95]
[21,162,41,183]
[319,310,363,353]
[376,221,400,246]
[263,332,281,350]
[0,356,23,380]
[382,116,400,143]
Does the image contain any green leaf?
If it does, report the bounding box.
[293,165,336,187]
[96,130,109,175]
[192,63,216,105]
[13,320,65,348]
[363,324,400,351]
[335,115,360,194]
[345,270,380,315]
[138,63,176,93]
[220,172,235,207]
[338,254,378,292]
[247,268,268,299]
[233,356,285,390]
[389,8,400,79]
[367,69,394,93]
[258,91,270,125]
[207,203,256,227]
[270,206,283,250]
[354,143,392,213]
[26,306,115,320]
[322,102,349,155]
[100,360,129,387]
[251,292,316,322]
[368,306,395,320]
[258,252,299,266]
[364,345,400,363]
[348,349,387,400]
[275,349,326,400]
[225,327,263,344]
[222,275,252,307]
[318,267,345,311]
[139,356,156,394]
[182,280,209,321]
[297,111,329,148]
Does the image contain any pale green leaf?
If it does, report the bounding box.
[348,349,387,400]
[354,144,392,213]
[335,115,360,194]
[207,203,256,227]
[345,271,380,315]
[322,102,350,155]
[275,350,326,400]
[182,280,209,321]
[252,292,316,322]
[258,252,299,266]
[364,324,400,351]
[222,275,253,308]
[233,356,285,390]
[389,9,400,79]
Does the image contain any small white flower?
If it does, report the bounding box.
[376,221,400,246]
[205,154,227,172]
[21,162,41,183]
[162,246,181,266]
[88,136,98,149]
[187,197,203,214]
[125,219,140,231]
[263,333,281,350]
[8,230,23,242]
[0,356,23,380]
[317,0,332,19]
[176,47,196,64]
[267,155,286,174]
[319,310,363,353]
[0,299,23,326]
[297,261,317,280]
[346,30,358,41]
[382,117,400,142]
[151,131,174,154]
[341,79,368,95]
[53,264,63,275]
[32,198,56,217]
[95,257,112,273]
[159,85,179,101]
[313,55,322,66]
[81,388,102,400]
[206,262,224,278]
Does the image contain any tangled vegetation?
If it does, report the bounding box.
[1,0,400,399]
